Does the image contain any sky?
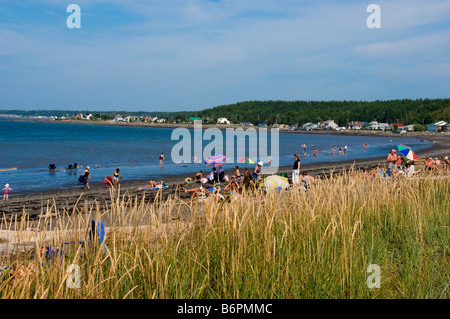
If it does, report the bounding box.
[1,0,449,112]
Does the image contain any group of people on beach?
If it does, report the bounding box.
[424,156,450,171]
[78,166,123,189]
[364,149,450,179]
[182,161,267,203]
[181,153,318,203]
[366,149,417,179]
[77,152,167,190]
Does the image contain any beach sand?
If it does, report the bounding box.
[1,130,449,221]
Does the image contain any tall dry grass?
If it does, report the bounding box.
[0,170,448,299]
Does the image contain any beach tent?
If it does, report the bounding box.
[264,175,289,192]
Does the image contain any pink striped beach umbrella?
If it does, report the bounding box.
[204,154,228,167]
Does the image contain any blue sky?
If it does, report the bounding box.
[1,0,449,112]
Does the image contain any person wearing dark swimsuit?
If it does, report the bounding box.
[82,166,91,189]
[112,168,121,186]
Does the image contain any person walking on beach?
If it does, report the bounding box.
[386,149,398,176]
[252,161,263,181]
[112,168,122,186]
[159,152,165,166]
[2,183,12,200]
[292,154,301,184]
[79,166,92,189]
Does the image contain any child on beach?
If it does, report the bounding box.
[112,168,122,186]
[2,183,12,200]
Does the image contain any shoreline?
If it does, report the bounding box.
[1,132,448,220]
[1,119,449,219]
[3,117,449,138]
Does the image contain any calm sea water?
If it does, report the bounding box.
[0,120,432,195]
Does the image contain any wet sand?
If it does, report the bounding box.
[1,130,448,220]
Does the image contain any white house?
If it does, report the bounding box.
[399,125,415,132]
[217,117,231,125]
[157,118,167,123]
[114,114,124,122]
[323,120,339,130]
[302,122,321,130]
[368,121,389,130]
[347,121,366,130]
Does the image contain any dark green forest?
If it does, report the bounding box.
[186,99,450,126]
[1,98,449,127]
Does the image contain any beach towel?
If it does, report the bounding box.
[89,219,105,246]
[138,185,169,191]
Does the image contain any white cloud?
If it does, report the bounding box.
[353,30,450,59]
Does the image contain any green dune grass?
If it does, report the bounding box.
[0,170,448,299]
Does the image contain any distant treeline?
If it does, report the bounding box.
[0,109,191,119]
[1,98,449,126]
[186,99,450,126]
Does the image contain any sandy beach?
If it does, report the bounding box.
[1,128,449,221]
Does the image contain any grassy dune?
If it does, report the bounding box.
[0,170,448,299]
